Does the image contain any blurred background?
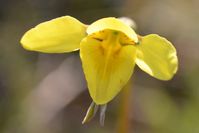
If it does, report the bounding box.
[0,0,199,133]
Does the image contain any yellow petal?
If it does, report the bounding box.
[80,32,136,104]
[135,34,178,80]
[21,16,87,53]
[87,17,138,43]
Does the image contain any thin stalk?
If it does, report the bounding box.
[116,80,132,133]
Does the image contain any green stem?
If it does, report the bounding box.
[117,80,132,133]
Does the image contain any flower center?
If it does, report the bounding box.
[101,30,121,51]
[91,29,136,48]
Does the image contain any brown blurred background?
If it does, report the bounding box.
[0,0,199,133]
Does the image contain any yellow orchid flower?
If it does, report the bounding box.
[21,16,178,105]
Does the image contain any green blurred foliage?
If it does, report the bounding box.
[0,0,199,133]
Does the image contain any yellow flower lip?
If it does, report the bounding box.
[87,17,138,43]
